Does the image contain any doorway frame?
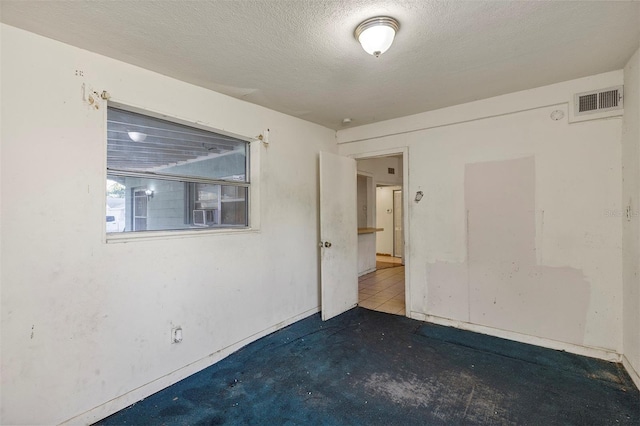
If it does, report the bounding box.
[356,171,377,276]
[350,147,410,317]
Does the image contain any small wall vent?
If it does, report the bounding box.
[574,86,623,116]
[578,93,598,113]
[569,85,623,123]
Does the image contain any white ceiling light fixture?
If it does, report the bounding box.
[128,131,147,142]
[354,16,400,58]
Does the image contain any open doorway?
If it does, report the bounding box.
[375,185,404,266]
[355,153,407,316]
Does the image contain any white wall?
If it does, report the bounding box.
[356,156,402,185]
[0,25,337,425]
[339,72,624,356]
[622,45,640,383]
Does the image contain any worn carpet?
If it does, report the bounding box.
[96,308,639,425]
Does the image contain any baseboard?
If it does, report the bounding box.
[410,311,621,363]
[358,267,376,277]
[622,355,640,391]
[60,306,320,426]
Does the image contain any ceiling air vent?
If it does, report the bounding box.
[574,86,623,116]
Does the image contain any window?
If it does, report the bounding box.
[106,107,249,233]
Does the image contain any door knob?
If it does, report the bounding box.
[324,241,332,248]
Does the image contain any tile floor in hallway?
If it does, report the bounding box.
[358,257,405,315]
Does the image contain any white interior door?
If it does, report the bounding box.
[320,151,358,321]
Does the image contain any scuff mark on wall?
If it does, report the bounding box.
[426,157,591,346]
[427,261,469,322]
[467,156,590,345]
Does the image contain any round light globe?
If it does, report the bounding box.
[358,25,396,57]
[128,131,147,142]
[354,16,400,58]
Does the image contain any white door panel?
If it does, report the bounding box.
[320,152,358,321]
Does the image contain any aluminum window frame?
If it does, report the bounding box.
[105,103,253,239]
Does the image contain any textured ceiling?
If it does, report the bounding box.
[1,1,639,130]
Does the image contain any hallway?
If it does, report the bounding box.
[358,259,405,315]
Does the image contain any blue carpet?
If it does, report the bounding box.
[96,308,639,425]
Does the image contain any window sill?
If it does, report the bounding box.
[106,227,260,244]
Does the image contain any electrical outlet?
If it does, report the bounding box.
[172,326,183,343]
